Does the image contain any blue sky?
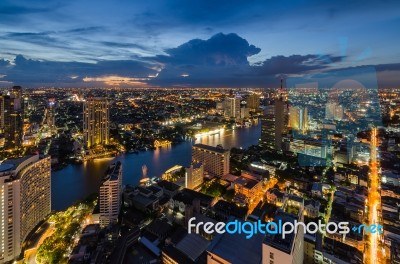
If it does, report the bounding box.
[0,0,399,88]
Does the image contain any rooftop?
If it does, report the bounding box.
[234,176,260,189]
[207,217,264,264]
[0,163,14,172]
[172,188,213,205]
[192,144,228,154]
[157,180,181,192]
[103,161,122,182]
[263,211,298,254]
[175,233,210,261]
[1,155,37,174]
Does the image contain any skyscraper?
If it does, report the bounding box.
[289,106,308,133]
[261,103,276,150]
[0,95,4,133]
[247,93,260,111]
[46,98,57,133]
[224,95,241,119]
[3,86,24,150]
[99,161,122,227]
[192,144,230,177]
[83,97,110,148]
[0,154,51,262]
[260,80,289,150]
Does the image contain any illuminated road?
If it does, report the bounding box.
[247,177,277,215]
[24,223,55,264]
[366,128,382,264]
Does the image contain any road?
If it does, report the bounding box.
[247,177,277,215]
[24,223,55,264]
[365,128,383,264]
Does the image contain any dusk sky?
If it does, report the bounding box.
[0,0,399,88]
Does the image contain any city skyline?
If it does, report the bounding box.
[0,1,400,88]
[0,1,399,263]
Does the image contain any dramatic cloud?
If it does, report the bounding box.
[158,33,261,66]
[0,32,399,88]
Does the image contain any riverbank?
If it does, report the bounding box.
[51,123,261,211]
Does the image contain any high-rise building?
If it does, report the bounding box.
[192,144,230,177]
[0,95,4,133]
[289,106,308,133]
[83,98,110,148]
[10,86,22,99]
[46,98,56,133]
[224,95,241,119]
[240,107,250,119]
[3,87,24,150]
[260,81,289,150]
[261,103,276,150]
[262,195,304,264]
[99,161,122,227]
[247,93,260,111]
[185,163,204,190]
[0,155,51,262]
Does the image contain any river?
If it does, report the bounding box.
[51,122,261,210]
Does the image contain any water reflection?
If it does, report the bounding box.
[52,123,260,210]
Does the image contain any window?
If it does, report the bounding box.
[270,252,274,260]
[270,261,274,264]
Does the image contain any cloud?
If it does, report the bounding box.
[0,32,398,88]
[255,54,344,75]
[149,33,262,86]
[0,3,51,15]
[158,33,261,66]
[0,59,11,67]
[0,55,158,87]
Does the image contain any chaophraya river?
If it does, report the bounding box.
[51,122,261,210]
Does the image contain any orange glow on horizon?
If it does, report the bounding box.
[83,75,150,86]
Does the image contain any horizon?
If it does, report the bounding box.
[1,0,400,88]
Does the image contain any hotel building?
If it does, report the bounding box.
[192,144,230,177]
[0,155,51,262]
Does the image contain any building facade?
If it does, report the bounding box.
[83,97,110,148]
[261,91,288,151]
[224,96,241,120]
[99,161,122,227]
[46,98,57,134]
[289,106,308,133]
[0,155,51,262]
[192,144,230,177]
[0,95,4,133]
[262,196,304,264]
[3,86,24,150]
[247,93,260,111]
[185,163,204,190]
